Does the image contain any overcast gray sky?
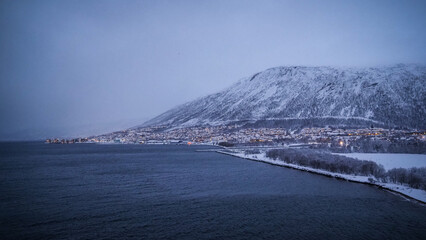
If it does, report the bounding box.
[1,0,426,140]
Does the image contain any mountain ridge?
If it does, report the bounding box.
[140,64,426,129]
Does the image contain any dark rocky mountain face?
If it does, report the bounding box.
[142,64,426,129]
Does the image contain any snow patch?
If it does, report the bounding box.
[335,153,426,170]
[365,110,374,118]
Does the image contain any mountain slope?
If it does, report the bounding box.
[142,64,426,129]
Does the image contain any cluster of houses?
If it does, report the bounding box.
[84,126,290,145]
[48,125,425,148]
[45,138,89,144]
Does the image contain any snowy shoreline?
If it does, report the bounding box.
[216,149,426,205]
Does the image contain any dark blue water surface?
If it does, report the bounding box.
[0,142,425,240]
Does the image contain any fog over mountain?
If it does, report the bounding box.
[142,64,425,130]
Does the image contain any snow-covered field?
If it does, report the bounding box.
[218,150,426,204]
[335,153,426,170]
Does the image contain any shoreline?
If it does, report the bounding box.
[216,149,426,205]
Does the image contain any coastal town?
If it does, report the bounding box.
[46,125,425,152]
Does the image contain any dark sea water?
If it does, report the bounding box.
[0,142,425,240]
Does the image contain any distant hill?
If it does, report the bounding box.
[141,64,426,129]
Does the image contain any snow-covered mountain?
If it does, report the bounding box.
[142,64,426,129]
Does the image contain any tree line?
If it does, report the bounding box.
[264,148,426,190]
